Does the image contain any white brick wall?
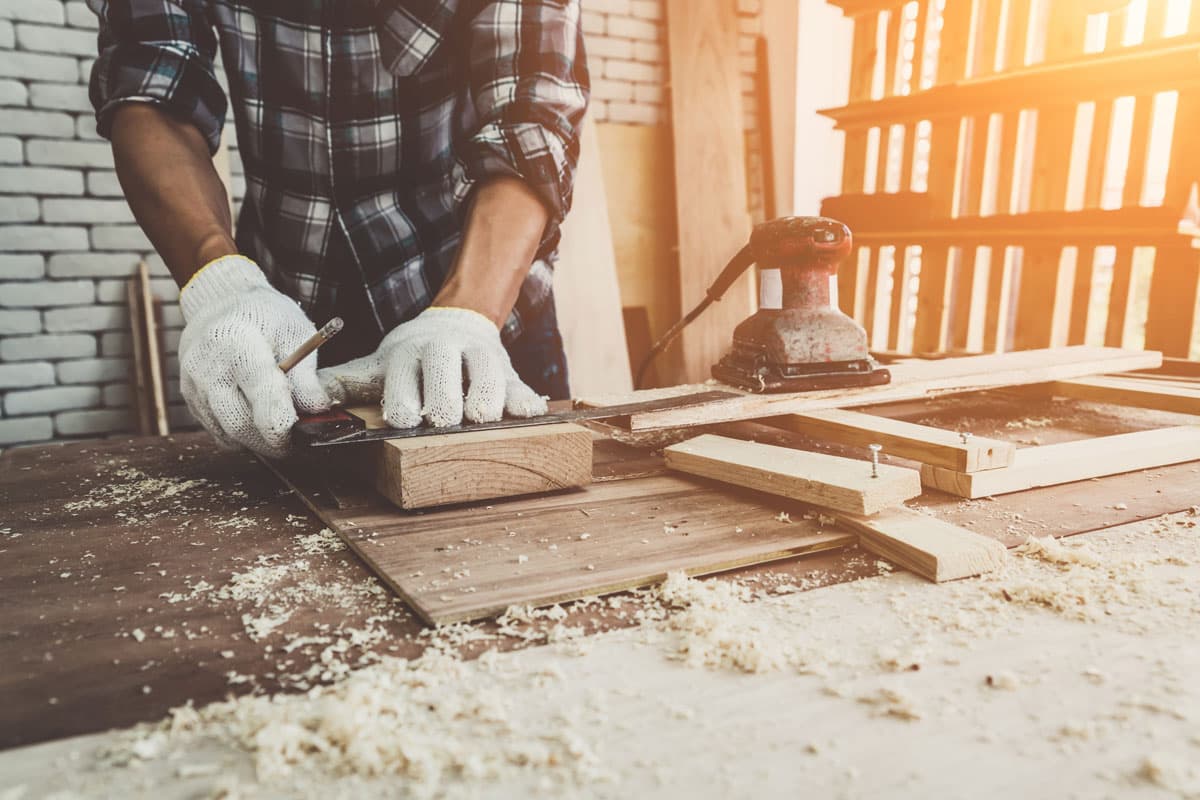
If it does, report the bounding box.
[0,0,765,447]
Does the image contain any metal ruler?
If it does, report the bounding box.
[296,390,740,447]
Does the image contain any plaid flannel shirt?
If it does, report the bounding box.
[87,0,589,344]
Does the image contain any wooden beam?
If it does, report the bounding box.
[348,407,594,509]
[921,425,1200,498]
[666,0,754,383]
[1045,375,1200,415]
[604,346,1162,432]
[664,434,921,516]
[767,408,1016,471]
[836,507,1008,581]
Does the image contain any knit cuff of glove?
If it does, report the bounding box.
[427,305,501,332]
[180,255,272,322]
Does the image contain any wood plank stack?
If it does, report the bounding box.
[823,0,1200,360]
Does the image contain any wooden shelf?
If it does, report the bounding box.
[819,37,1200,129]
[819,201,1197,247]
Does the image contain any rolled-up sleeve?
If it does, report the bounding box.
[459,0,590,255]
[86,0,227,154]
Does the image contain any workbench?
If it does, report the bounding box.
[3,391,1198,751]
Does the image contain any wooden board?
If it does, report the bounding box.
[342,406,593,509]
[921,425,1200,498]
[666,0,755,383]
[274,463,855,625]
[663,434,921,516]
[768,408,1016,472]
[1045,375,1200,416]
[595,123,683,385]
[601,347,1162,432]
[554,114,633,397]
[836,507,1008,582]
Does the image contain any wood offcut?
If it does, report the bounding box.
[922,425,1200,498]
[346,406,593,509]
[663,434,921,516]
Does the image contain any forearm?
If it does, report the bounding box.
[433,177,550,327]
[110,103,237,287]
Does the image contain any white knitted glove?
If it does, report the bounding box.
[318,306,548,428]
[179,255,331,457]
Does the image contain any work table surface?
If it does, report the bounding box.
[4,394,1198,750]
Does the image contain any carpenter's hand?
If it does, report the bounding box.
[317,306,547,428]
[178,255,330,457]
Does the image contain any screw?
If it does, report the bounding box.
[868,443,883,479]
[959,431,973,445]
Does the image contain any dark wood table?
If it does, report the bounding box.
[3,393,1197,750]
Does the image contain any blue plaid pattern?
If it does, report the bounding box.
[86,0,589,344]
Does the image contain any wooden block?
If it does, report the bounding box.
[921,426,1200,498]
[1048,375,1200,416]
[836,507,1007,582]
[663,434,921,516]
[363,423,593,510]
[769,409,1016,472]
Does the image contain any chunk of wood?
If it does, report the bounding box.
[921,426,1200,498]
[1046,375,1200,416]
[358,421,594,510]
[768,409,1015,472]
[663,434,921,516]
[596,347,1162,432]
[836,507,1007,582]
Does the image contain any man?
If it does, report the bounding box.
[87,0,588,457]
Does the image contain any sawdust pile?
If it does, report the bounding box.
[653,571,794,673]
[104,648,606,797]
[63,463,212,521]
[994,526,1197,626]
[1136,752,1200,797]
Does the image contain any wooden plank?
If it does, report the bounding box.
[346,406,593,509]
[762,0,800,215]
[768,408,1016,471]
[1067,245,1097,344]
[836,507,1008,581]
[596,123,682,385]
[663,433,921,516]
[1121,94,1155,207]
[666,0,754,383]
[1103,245,1134,346]
[125,274,153,436]
[1047,374,1200,415]
[887,243,912,350]
[1144,243,1200,360]
[554,114,633,397]
[1013,245,1072,349]
[599,346,1162,431]
[138,261,169,436]
[275,462,853,625]
[921,425,1200,497]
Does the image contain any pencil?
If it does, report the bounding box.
[278,317,344,373]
